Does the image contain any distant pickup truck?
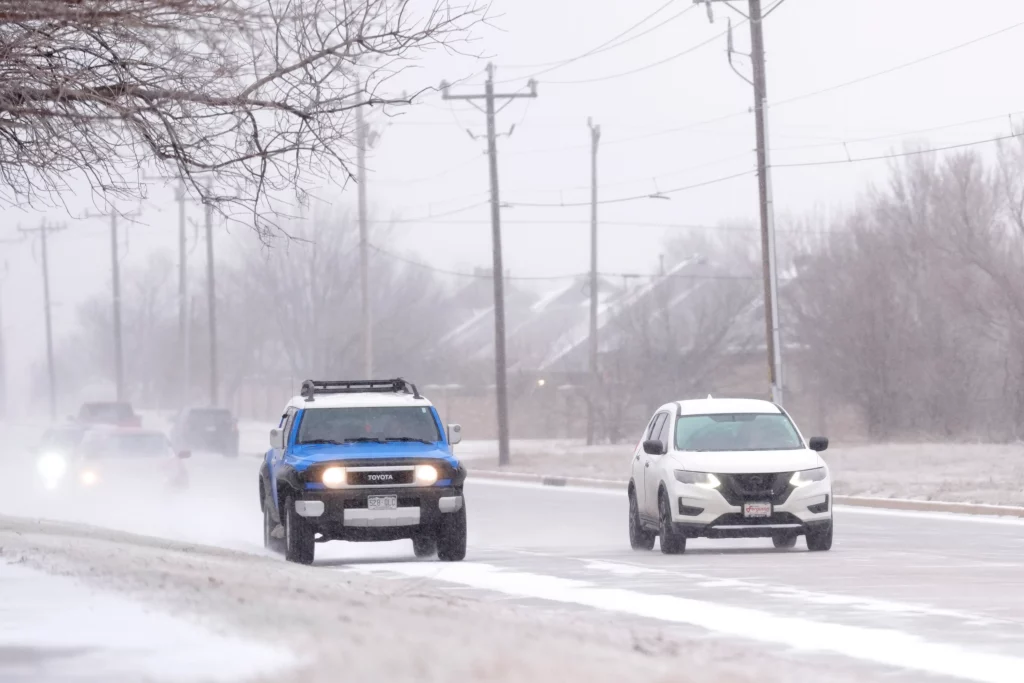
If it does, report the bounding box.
[73,401,142,428]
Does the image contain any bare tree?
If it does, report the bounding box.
[0,0,481,233]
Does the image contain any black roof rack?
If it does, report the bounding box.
[300,378,422,401]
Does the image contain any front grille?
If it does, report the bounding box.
[716,472,794,506]
[346,470,414,486]
[303,458,455,485]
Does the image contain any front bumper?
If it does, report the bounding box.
[290,486,463,542]
[667,477,832,538]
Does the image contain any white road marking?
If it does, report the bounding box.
[350,561,1024,683]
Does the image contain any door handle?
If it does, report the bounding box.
[634,454,640,462]
[645,462,650,468]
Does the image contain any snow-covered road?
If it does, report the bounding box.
[2,431,1023,682]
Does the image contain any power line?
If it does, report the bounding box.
[545,22,742,85]
[496,1,692,80]
[772,131,1024,169]
[506,169,754,208]
[772,19,1024,109]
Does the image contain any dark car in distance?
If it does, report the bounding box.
[75,401,142,428]
[171,407,240,457]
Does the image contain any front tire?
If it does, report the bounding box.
[806,520,833,552]
[263,492,285,554]
[628,489,655,550]
[772,533,798,549]
[437,503,467,562]
[412,534,437,559]
[284,495,315,565]
[658,491,686,555]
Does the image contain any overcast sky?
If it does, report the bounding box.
[3,0,1024,412]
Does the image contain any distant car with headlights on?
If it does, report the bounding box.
[259,378,466,565]
[627,397,832,554]
[74,428,190,491]
[34,424,89,490]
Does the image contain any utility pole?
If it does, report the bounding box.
[176,180,189,407]
[587,118,601,446]
[441,64,538,466]
[355,84,373,378]
[699,0,784,404]
[204,179,219,406]
[20,221,65,419]
[110,212,124,401]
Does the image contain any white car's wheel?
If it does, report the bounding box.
[806,520,833,552]
[628,489,655,550]
[658,491,686,555]
[772,533,798,549]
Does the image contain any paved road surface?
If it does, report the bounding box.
[3,446,1023,682]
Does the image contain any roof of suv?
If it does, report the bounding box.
[675,397,781,416]
[285,392,434,411]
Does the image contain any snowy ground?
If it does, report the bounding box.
[460,440,1024,507]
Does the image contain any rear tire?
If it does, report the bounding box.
[437,503,467,562]
[263,493,285,554]
[658,491,686,555]
[284,495,315,565]
[628,489,655,550]
[412,534,437,559]
[772,533,798,549]
[806,520,833,552]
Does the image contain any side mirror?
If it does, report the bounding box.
[177,450,191,459]
[642,439,666,456]
[447,424,462,446]
[808,436,829,452]
[269,428,285,450]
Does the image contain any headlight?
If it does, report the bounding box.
[37,452,67,480]
[790,467,828,487]
[322,466,347,488]
[414,464,438,485]
[80,470,99,486]
[674,471,721,489]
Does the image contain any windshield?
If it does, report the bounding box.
[675,413,803,452]
[80,403,134,422]
[296,407,441,444]
[84,433,171,458]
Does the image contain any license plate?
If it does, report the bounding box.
[367,495,398,511]
[743,502,772,518]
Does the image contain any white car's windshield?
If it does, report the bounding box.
[296,406,441,444]
[675,413,803,452]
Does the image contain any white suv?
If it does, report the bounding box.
[627,397,832,554]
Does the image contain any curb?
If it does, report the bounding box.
[468,470,1024,518]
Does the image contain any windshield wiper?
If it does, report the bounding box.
[382,437,435,444]
[300,439,349,446]
[343,437,387,443]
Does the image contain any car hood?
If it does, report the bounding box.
[667,449,823,474]
[285,441,457,469]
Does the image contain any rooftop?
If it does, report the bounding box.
[675,397,781,416]
[285,392,434,411]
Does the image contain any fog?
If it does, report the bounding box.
[3,0,1024,438]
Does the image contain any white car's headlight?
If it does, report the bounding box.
[80,469,100,486]
[37,452,67,480]
[414,464,438,485]
[322,467,347,488]
[674,471,721,489]
[790,467,828,487]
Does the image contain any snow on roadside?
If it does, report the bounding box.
[0,559,294,683]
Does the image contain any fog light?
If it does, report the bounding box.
[322,467,346,488]
[414,465,438,485]
[37,452,67,480]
